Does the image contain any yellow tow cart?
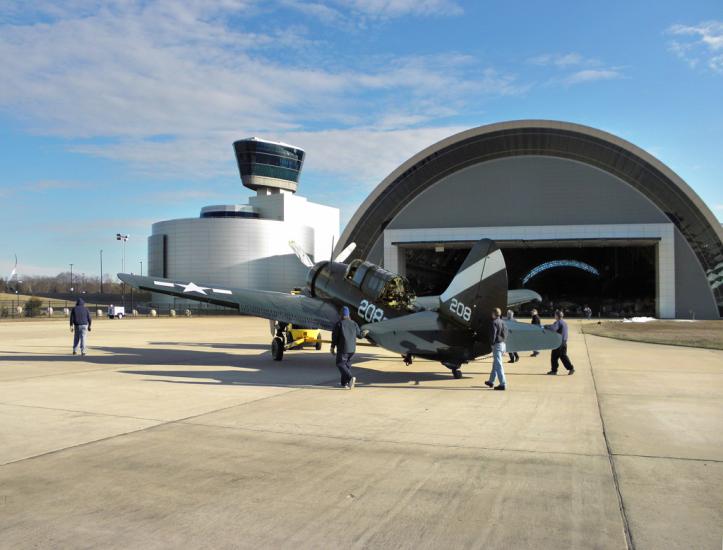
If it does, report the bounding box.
[270,321,323,361]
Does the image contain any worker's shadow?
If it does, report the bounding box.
[0,344,490,389]
[117,345,470,389]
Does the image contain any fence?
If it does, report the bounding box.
[0,299,239,319]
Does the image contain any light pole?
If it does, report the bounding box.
[100,249,103,294]
[116,234,129,272]
[116,233,129,306]
[139,260,143,277]
[69,263,74,292]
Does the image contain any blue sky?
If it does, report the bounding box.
[1,0,721,278]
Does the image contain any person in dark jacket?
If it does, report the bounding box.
[70,298,92,356]
[331,306,362,389]
[530,308,541,357]
[545,310,575,375]
[485,308,508,390]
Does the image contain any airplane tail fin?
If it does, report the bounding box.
[438,239,508,332]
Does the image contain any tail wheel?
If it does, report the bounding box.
[315,334,322,351]
[271,337,284,361]
[452,369,462,379]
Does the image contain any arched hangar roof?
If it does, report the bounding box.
[338,120,723,307]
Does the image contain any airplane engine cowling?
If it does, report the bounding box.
[346,260,415,309]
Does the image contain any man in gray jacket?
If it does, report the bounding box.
[331,306,362,389]
[485,308,508,391]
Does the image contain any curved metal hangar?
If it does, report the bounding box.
[338,120,723,319]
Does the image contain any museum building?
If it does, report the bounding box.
[337,121,723,319]
[148,138,339,304]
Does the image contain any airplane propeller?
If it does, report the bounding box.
[288,241,314,268]
[289,240,357,267]
[334,242,356,263]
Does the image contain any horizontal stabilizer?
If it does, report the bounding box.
[414,288,542,313]
[361,311,447,356]
[507,289,542,308]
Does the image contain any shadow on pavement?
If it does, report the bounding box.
[0,343,500,389]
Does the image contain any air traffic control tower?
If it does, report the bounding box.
[233,137,304,194]
[147,138,339,304]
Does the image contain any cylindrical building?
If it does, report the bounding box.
[148,138,339,306]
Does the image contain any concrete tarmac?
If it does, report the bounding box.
[0,317,720,549]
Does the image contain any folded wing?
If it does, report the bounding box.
[118,273,340,330]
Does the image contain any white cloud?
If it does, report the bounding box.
[563,69,623,85]
[282,125,468,183]
[282,0,462,24]
[0,2,520,183]
[341,0,463,17]
[668,20,723,74]
[529,52,587,67]
[529,51,622,86]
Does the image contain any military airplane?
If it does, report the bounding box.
[118,239,561,378]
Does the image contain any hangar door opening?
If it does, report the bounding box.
[402,239,658,317]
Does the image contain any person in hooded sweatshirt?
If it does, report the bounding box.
[331,306,362,389]
[70,298,92,355]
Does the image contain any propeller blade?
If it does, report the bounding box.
[288,241,314,268]
[334,242,356,263]
[7,254,17,283]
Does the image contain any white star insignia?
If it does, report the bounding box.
[178,282,210,295]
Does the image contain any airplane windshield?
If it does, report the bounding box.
[345,259,363,280]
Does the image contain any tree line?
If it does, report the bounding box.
[1,271,125,295]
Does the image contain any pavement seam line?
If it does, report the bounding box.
[176,419,612,459]
[0,401,165,423]
[583,327,635,550]
[174,418,723,463]
[610,452,722,464]
[0,364,120,382]
[0,381,326,467]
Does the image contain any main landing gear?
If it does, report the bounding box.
[443,362,463,379]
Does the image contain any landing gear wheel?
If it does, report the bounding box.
[271,337,284,361]
[403,353,413,366]
[315,334,322,351]
[452,369,462,379]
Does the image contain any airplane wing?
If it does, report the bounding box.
[118,273,341,330]
[504,319,561,352]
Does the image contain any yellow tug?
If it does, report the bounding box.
[269,288,323,361]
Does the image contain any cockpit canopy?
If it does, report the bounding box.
[345,259,415,309]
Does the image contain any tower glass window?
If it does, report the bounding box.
[233,138,305,193]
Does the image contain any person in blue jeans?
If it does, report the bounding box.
[70,298,92,356]
[485,308,508,391]
[331,306,362,389]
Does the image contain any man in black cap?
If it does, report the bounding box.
[70,298,92,356]
[331,306,362,389]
